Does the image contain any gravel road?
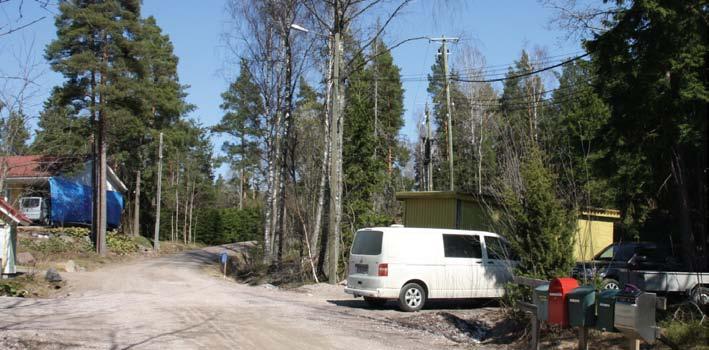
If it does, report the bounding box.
[0,248,483,350]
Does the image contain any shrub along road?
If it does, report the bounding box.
[0,247,473,349]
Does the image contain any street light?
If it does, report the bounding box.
[289,23,309,33]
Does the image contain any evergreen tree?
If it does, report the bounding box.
[543,60,614,208]
[587,0,707,269]
[426,54,472,192]
[213,58,264,209]
[0,110,30,155]
[502,145,576,279]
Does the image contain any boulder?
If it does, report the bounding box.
[16,252,35,266]
[45,268,62,282]
[64,260,76,273]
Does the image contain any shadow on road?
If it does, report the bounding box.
[326,298,499,311]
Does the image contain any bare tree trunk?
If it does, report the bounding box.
[311,42,334,274]
[133,170,140,236]
[175,168,180,242]
[188,180,195,244]
[328,32,343,284]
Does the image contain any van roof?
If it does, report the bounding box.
[362,226,502,237]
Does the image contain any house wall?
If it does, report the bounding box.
[400,194,619,262]
[575,216,615,261]
[403,198,456,229]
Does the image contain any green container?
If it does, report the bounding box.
[567,286,596,327]
[533,284,549,321]
[596,289,621,332]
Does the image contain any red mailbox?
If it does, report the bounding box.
[547,277,579,326]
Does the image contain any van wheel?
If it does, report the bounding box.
[363,297,387,308]
[398,283,426,312]
[601,278,621,290]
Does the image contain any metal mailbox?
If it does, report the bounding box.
[614,290,659,343]
[533,284,549,321]
[596,289,621,332]
[547,277,579,327]
[567,286,596,327]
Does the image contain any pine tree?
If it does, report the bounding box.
[213,58,264,210]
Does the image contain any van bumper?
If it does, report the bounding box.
[344,287,399,299]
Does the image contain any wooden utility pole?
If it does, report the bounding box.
[429,36,459,191]
[153,132,163,252]
[133,170,140,236]
[425,102,433,191]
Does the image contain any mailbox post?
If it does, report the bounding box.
[548,277,579,327]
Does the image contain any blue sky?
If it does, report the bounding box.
[0,0,582,177]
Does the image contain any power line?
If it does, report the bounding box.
[452,53,591,83]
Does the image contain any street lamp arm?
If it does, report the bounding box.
[345,36,429,76]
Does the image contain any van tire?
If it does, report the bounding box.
[363,297,387,308]
[398,283,426,312]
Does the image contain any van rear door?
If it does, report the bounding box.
[348,230,384,289]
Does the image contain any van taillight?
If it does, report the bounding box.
[378,263,388,277]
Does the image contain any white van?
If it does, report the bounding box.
[345,226,517,311]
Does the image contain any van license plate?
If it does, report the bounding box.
[355,264,368,274]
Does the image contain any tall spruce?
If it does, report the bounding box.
[587,0,707,270]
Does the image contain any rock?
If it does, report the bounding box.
[64,260,76,273]
[261,283,278,290]
[16,252,35,266]
[45,268,62,282]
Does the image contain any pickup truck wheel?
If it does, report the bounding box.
[601,278,621,290]
[398,283,426,312]
[363,297,387,308]
[691,286,709,306]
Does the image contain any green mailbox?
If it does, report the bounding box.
[596,289,621,332]
[567,286,596,327]
[533,284,549,321]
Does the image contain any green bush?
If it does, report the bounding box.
[107,232,138,255]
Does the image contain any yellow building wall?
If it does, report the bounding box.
[403,198,456,229]
[459,200,493,231]
[574,217,615,261]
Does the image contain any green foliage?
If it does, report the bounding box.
[0,110,30,155]
[501,146,576,279]
[194,207,263,245]
[544,61,614,208]
[586,0,707,267]
[106,232,139,255]
[47,227,90,238]
[213,58,264,187]
[343,39,406,232]
[661,320,709,350]
[0,282,28,297]
[20,237,92,255]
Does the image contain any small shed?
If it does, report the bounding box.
[0,198,31,275]
[395,191,620,261]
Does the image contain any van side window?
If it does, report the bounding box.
[486,237,516,260]
[443,234,482,258]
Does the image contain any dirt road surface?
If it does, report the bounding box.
[0,248,494,350]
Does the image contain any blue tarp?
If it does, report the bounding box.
[49,177,124,228]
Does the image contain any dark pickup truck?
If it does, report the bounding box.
[572,242,708,306]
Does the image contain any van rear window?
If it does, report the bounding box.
[351,230,383,255]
